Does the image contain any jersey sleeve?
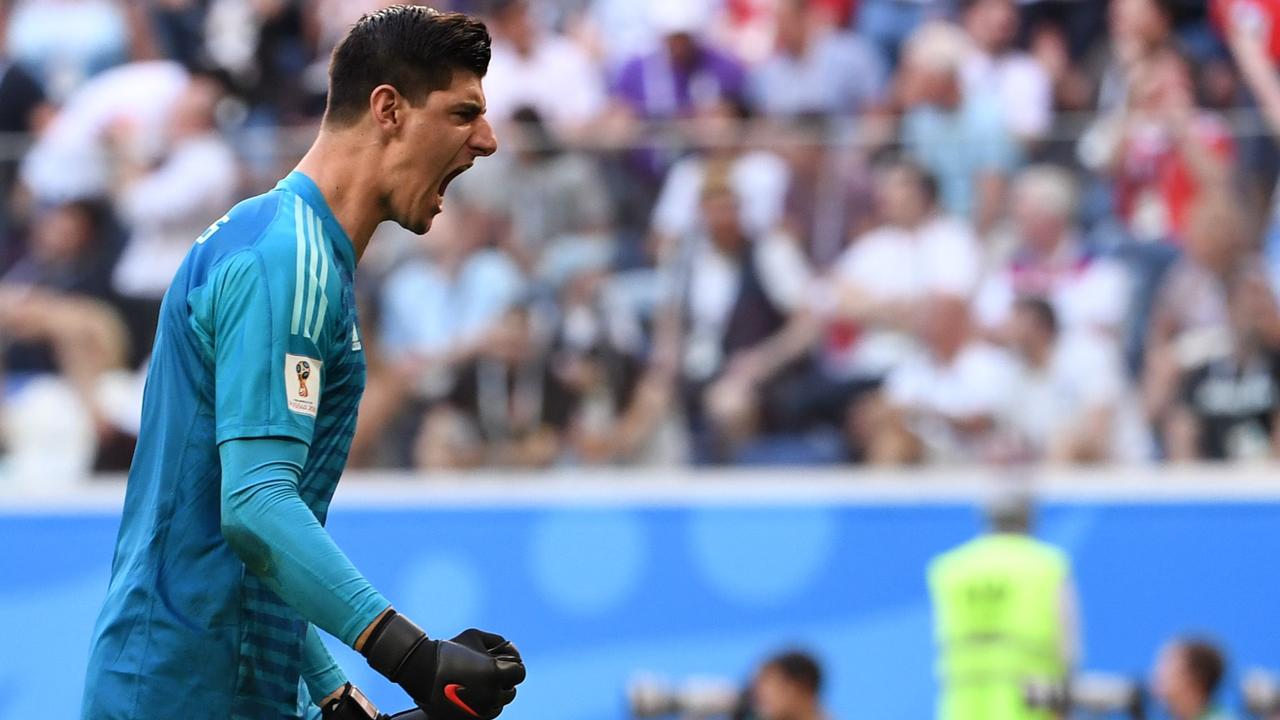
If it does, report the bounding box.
[193,249,324,445]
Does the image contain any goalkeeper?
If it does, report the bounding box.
[81,6,522,720]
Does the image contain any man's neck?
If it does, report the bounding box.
[293,128,386,263]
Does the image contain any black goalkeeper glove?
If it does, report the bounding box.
[360,610,525,720]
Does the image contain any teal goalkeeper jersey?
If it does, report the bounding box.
[83,172,380,719]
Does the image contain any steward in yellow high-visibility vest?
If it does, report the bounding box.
[927,493,1079,720]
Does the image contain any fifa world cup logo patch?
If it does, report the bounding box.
[295,360,312,398]
[284,354,322,417]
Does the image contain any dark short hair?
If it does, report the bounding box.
[1014,296,1058,337]
[325,5,491,126]
[762,651,822,697]
[875,157,939,208]
[1178,638,1226,700]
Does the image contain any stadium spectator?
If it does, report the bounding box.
[1166,269,1280,461]
[4,0,136,101]
[0,53,49,267]
[960,0,1055,145]
[351,204,526,468]
[667,176,813,463]
[109,66,238,360]
[748,650,828,720]
[535,239,685,466]
[898,21,1020,236]
[778,114,876,269]
[607,0,747,120]
[800,160,979,455]
[453,106,614,272]
[749,0,887,118]
[649,99,789,265]
[1143,194,1276,440]
[1004,297,1146,462]
[19,59,189,203]
[862,296,1018,465]
[1222,6,1280,300]
[824,159,980,377]
[1095,0,1177,112]
[483,0,606,128]
[973,164,1130,339]
[856,0,950,68]
[0,200,133,471]
[1151,637,1237,720]
[604,0,746,173]
[1090,46,1234,244]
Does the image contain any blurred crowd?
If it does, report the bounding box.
[5,0,1280,478]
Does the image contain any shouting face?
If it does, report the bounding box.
[380,70,497,234]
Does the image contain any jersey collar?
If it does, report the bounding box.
[277,171,357,275]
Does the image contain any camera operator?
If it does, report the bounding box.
[927,491,1080,720]
[742,651,829,720]
[1152,638,1238,720]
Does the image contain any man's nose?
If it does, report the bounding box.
[471,116,498,157]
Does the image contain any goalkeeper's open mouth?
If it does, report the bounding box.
[435,163,472,209]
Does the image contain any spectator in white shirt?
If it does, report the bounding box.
[110,68,238,303]
[20,60,189,203]
[483,0,606,130]
[974,164,1130,339]
[864,295,1019,465]
[1005,297,1146,463]
[960,0,1054,145]
[649,99,790,263]
[823,160,982,382]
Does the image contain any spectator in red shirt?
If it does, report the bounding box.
[1107,47,1235,244]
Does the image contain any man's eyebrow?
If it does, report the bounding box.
[452,100,485,115]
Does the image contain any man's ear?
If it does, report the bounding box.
[368,84,403,136]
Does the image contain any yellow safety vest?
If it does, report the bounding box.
[927,534,1070,720]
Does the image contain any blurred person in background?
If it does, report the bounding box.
[960,0,1054,147]
[666,176,813,464]
[601,0,747,223]
[1004,297,1148,463]
[749,0,887,119]
[1221,2,1280,298]
[0,39,50,268]
[451,105,613,273]
[648,98,789,267]
[0,200,134,476]
[861,296,1018,465]
[19,58,190,203]
[535,239,684,466]
[606,0,745,130]
[744,650,828,720]
[482,0,605,130]
[973,164,1130,340]
[110,66,239,364]
[898,20,1020,237]
[1165,267,1280,461]
[1087,46,1233,246]
[1143,193,1279,448]
[1151,638,1237,720]
[777,113,876,269]
[928,491,1079,720]
[352,204,526,468]
[855,0,952,68]
[1095,0,1177,111]
[810,159,980,458]
[4,0,145,101]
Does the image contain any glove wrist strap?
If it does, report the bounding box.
[362,610,433,681]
